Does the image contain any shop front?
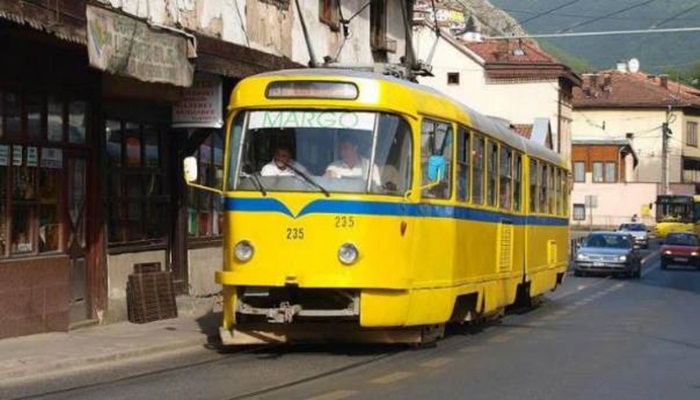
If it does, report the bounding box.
[0,21,103,338]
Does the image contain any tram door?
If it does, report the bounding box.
[67,156,89,323]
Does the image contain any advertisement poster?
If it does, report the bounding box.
[12,145,23,166]
[0,145,9,166]
[27,147,38,167]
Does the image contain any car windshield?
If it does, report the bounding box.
[585,234,631,249]
[619,223,645,231]
[666,233,699,246]
[228,110,412,196]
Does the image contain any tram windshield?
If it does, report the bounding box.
[656,195,693,223]
[228,110,413,196]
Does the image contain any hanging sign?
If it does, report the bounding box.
[0,145,9,166]
[12,145,23,166]
[172,73,224,128]
[27,147,38,167]
[86,5,195,87]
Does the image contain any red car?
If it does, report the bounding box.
[660,232,700,270]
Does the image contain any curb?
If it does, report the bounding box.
[0,334,215,384]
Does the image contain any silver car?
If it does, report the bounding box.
[618,223,650,249]
[574,231,642,278]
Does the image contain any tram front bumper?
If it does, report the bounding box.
[219,324,428,345]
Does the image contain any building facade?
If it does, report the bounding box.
[570,68,700,227]
[0,0,412,339]
[411,23,580,160]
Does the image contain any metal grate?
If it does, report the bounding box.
[498,222,514,272]
[127,263,177,324]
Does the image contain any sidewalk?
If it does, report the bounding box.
[0,296,221,385]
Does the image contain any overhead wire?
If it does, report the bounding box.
[556,0,659,33]
[650,3,700,28]
[503,0,583,34]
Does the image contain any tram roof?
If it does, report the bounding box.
[253,68,565,167]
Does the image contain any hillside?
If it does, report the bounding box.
[489,0,700,74]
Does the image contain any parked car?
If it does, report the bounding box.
[574,231,642,278]
[618,223,650,249]
[660,232,700,270]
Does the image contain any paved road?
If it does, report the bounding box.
[8,246,700,400]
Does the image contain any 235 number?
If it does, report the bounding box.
[286,227,305,240]
[335,216,355,228]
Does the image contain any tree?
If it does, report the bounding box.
[465,15,476,32]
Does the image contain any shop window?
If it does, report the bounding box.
[573,161,585,183]
[456,126,470,202]
[68,101,87,144]
[0,88,82,259]
[5,91,21,138]
[188,131,224,238]
[26,93,43,141]
[105,120,169,246]
[48,96,64,142]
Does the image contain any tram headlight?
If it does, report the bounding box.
[338,243,359,265]
[234,240,255,262]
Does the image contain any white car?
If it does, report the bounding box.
[618,223,650,249]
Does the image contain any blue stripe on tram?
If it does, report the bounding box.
[223,198,569,227]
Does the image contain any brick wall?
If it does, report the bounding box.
[0,257,70,339]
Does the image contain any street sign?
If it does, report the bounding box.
[585,195,598,208]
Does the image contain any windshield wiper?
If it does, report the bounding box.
[284,162,330,197]
[247,172,267,196]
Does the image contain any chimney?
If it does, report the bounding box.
[659,74,669,89]
[616,60,627,73]
[603,73,612,89]
[587,73,598,88]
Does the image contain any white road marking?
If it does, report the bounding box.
[420,357,452,368]
[307,390,358,400]
[371,371,414,384]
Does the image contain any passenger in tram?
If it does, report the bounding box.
[324,137,381,186]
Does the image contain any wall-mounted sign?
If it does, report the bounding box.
[12,146,23,166]
[172,73,224,128]
[86,5,195,87]
[0,145,9,166]
[27,147,38,167]
[41,148,63,169]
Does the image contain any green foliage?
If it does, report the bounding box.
[537,40,593,73]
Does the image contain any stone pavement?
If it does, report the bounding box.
[0,296,221,386]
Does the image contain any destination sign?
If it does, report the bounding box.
[248,111,376,131]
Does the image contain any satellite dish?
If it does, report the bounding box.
[628,58,640,73]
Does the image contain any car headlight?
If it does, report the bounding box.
[576,253,588,261]
[692,252,699,257]
[234,240,254,262]
[338,243,359,265]
[618,255,627,262]
[664,250,672,256]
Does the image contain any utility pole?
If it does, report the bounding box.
[661,106,673,195]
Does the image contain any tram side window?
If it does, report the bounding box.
[421,119,452,199]
[513,153,522,213]
[562,173,569,216]
[487,141,498,207]
[372,114,413,195]
[537,162,546,213]
[529,160,537,213]
[456,126,471,202]
[472,135,485,205]
[548,166,555,214]
[555,168,562,215]
[499,147,512,210]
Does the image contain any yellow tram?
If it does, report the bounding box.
[185,69,570,345]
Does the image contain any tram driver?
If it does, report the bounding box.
[260,146,306,177]
[324,136,381,187]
